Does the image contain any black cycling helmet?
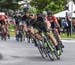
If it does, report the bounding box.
[37,13,42,17]
[47,11,53,16]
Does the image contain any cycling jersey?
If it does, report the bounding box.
[46,16,58,28]
[14,15,21,25]
[0,15,7,21]
[31,17,47,32]
[22,15,30,26]
[0,15,7,25]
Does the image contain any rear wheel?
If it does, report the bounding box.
[48,40,60,60]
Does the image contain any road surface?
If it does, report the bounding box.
[0,37,75,65]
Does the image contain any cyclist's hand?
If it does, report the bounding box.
[56,26,60,30]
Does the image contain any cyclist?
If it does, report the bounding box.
[0,23,2,36]
[16,22,24,41]
[14,14,21,26]
[22,12,30,32]
[28,13,61,55]
[46,11,64,48]
[0,14,7,26]
[1,24,8,40]
[27,13,43,45]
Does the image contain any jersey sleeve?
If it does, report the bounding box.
[52,16,58,23]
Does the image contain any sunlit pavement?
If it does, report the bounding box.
[0,37,75,65]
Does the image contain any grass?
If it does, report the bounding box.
[8,23,75,39]
[9,31,75,39]
[8,23,15,36]
[9,31,15,36]
[60,32,75,39]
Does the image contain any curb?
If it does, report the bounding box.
[62,38,75,40]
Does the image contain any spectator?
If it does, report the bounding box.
[65,15,71,36]
[61,19,68,33]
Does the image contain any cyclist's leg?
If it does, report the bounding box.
[47,32,60,51]
[15,25,19,40]
[53,29,61,40]
[29,26,42,40]
[24,23,28,32]
[53,28,64,48]
[47,33,57,45]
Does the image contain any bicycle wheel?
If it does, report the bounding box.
[35,39,47,59]
[45,40,55,61]
[47,39,60,60]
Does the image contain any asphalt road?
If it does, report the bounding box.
[0,37,75,65]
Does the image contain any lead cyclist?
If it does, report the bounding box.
[28,13,62,56]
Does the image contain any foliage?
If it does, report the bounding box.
[0,0,23,10]
[30,0,66,13]
[28,6,37,14]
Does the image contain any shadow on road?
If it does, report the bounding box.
[25,56,52,62]
[10,55,50,62]
[0,53,3,60]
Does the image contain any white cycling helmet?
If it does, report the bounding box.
[19,22,22,25]
[42,11,47,16]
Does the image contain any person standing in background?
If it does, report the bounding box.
[65,15,71,36]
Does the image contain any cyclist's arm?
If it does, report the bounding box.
[45,17,51,30]
[53,16,60,28]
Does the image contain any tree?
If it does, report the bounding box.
[0,0,23,10]
[30,0,66,13]
[30,0,48,12]
[73,0,75,3]
[28,6,37,14]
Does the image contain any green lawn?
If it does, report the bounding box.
[8,23,75,38]
[60,32,75,39]
[8,23,15,36]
